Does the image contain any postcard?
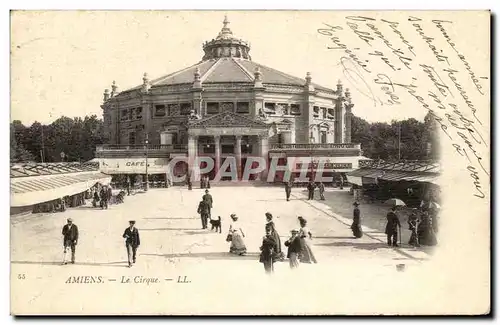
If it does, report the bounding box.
[10,10,490,315]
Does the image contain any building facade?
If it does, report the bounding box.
[98,16,363,182]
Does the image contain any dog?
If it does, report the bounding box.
[209,216,222,233]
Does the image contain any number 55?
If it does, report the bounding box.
[17,274,25,280]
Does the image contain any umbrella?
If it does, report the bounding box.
[384,198,407,207]
[430,202,441,209]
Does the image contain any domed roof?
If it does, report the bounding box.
[117,16,335,95]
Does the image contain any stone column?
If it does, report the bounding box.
[188,135,198,175]
[259,135,269,181]
[214,135,221,175]
[235,135,242,179]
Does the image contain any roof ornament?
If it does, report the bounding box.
[142,73,151,93]
[111,81,118,97]
[336,79,343,94]
[103,88,110,102]
[193,67,202,88]
[305,72,312,84]
[305,72,315,92]
[218,14,233,39]
[254,66,263,88]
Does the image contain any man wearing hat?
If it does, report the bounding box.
[202,189,213,218]
[284,229,302,269]
[351,202,363,238]
[385,206,401,247]
[62,218,79,265]
[123,220,141,267]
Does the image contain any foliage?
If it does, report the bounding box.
[351,111,439,161]
[10,115,105,163]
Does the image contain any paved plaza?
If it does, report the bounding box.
[11,186,433,315]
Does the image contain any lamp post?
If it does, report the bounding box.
[144,135,149,192]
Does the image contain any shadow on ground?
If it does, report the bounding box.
[315,241,393,251]
[142,252,261,261]
[11,260,128,267]
[144,217,198,220]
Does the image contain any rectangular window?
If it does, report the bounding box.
[206,102,219,115]
[327,108,335,119]
[290,104,301,116]
[264,103,276,114]
[121,109,128,120]
[128,109,133,120]
[236,102,249,114]
[313,106,319,118]
[155,105,166,117]
[136,107,142,119]
[180,103,192,115]
[221,144,235,154]
[321,107,327,119]
[128,132,136,145]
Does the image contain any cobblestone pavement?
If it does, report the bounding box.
[11,186,433,315]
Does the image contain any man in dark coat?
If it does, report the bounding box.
[202,189,213,218]
[351,201,363,238]
[62,218,79,264]
[307,181,316,200]
[197,200,210,229]
[99,187,108,209]
[284,229,301,269]
[385,206,401,247]
[107,186,113,205]
[318,182,325,200]
[259,227,278,274]
[123,220,140,267]
[284,180,292,201]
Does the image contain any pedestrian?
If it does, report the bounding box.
[107,186,112,205]
[200,176,206,189]
[187,174,192,190]
[62,218,79,265]
[93,190,99,208]
[127,179,131,196]
[408,210,421,247]
[227,214,246,255]
[284,229,301,269]
[197,199,210,229]
[284,180,292,201]
[318,182,325,200]
[259,226,277,274]
[307,181,316,200]
[99,187,108,209]
[202,189,213,218]
[297,217,317,264]
[385,206,401,247]
[351,201,363,238]
[265,212,285,261]
[123,220,140,267]
[418,210,438,246]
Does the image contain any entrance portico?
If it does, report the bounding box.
[186,111,270,180]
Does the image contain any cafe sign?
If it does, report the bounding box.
[99,158,170,174]
[295,162,352,170]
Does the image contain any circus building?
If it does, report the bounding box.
[97,16,365,183]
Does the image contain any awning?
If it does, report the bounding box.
[10,172,111,207]
[347,168,439,185]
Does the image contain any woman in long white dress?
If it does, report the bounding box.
[228,214,247,255]
[297,217,317,264]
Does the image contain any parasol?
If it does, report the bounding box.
[384,198,407,207]
[429,202,441,209]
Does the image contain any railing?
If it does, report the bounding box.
[270,143,361,150]
[96,144,187,152]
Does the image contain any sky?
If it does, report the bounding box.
[9,10,478,125]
